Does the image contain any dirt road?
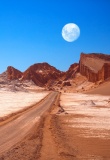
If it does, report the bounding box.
[1,91,110,160]
[0,92,77,160]
[0,91,58,154]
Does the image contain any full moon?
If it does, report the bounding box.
[62,23,80,42]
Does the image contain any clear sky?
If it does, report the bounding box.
[0,0,110,73]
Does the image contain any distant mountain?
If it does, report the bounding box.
[5,63,63,87]
[1,53,110,90]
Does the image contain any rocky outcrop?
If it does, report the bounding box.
[64,63,79,80]
[79,53,110,82]
[7,66,22,80]
[63,81,71,86]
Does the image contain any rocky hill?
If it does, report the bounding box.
[21,62,64,87]
[5,63,64,87]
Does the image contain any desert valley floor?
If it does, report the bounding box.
[0,81,110,160]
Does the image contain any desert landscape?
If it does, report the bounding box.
[0,53,110,159]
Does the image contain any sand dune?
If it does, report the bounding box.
[86,81,110,95]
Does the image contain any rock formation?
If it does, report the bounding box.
[64,63,79,80]
[2,52,110,89]
[79,53,110,82]
[7,66,22,80]
[21,62,63,87]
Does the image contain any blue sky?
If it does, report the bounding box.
[0,0,110,73]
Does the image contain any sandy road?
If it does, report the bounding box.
[0,91,58,154]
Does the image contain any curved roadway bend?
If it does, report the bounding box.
[0,91,58,154]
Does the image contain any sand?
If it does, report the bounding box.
[0,90,49,118]
[86,81,110,95]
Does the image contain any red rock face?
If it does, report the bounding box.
[21,63,63,87]
[80,53,110,82]
[64,63,79,80]
[7,66,22,80]
[62,81,71,86]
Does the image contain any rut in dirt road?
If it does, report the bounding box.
[39,93,77,160]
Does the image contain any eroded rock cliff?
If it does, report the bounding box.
[79,53,110,82]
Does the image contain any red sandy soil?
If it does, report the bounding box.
[2,108,110,159]
[86,81,110,95]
